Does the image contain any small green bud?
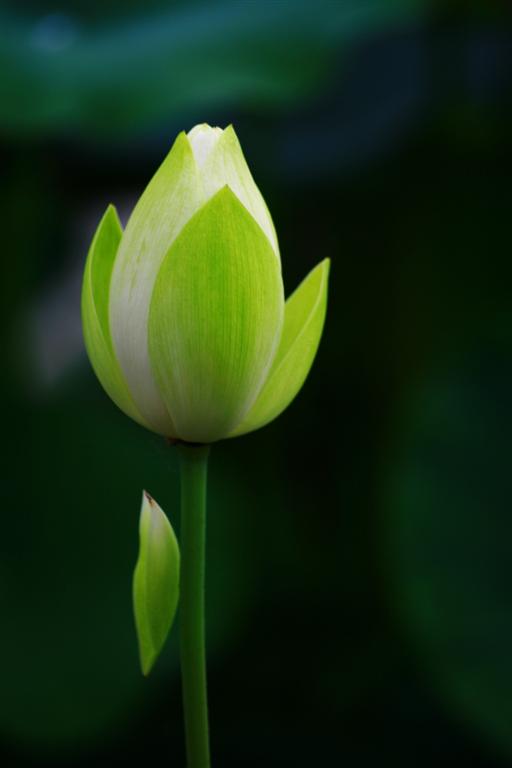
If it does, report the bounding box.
[81,124,329,442]
[133,491,180,675]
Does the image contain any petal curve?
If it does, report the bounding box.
[109,132,204,435]
[230,258,329,438]
[81,205,149,428]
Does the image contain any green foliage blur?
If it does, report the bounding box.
[1,0,512,765]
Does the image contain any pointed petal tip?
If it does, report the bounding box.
[141,655,154,676]
[306,258,330,291]
[317,258,331,284]
[164,130,191,159]
[100,203,122,232]
[142,489,154,504]
[315,257,330,274]
[219,183,243,202]
[89,203,122,245]
[198,183,242,211]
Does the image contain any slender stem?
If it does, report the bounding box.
[178,444,211,768]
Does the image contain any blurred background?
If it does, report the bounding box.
[1,0,512,765]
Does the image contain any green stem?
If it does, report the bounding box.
[178,444,211,768]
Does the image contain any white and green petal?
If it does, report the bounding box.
[148,186,284,444]
[133,491,180,675]
[81,205,149,429]
[195,125,280,260]
[109,132,204,436]
[230,258,330,438]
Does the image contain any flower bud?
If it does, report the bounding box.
[133,491,179,675]
[82,124,329,443]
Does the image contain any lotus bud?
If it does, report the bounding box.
[81,124,329,443]
[133,491,180,675]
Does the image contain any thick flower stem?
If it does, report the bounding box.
[178,444,211,768]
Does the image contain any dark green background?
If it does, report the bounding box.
[1,0,512,765]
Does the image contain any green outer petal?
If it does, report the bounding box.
[148,186,284,444]
[81,205,149,429]
[133,491,180,676]
[230,258,329,437]
[109,132,205,436]
[198,125,280,261]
